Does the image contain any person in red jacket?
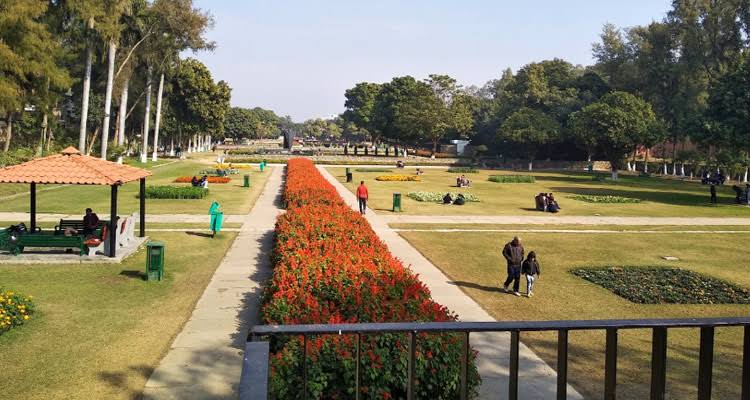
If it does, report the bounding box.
[356,181,369,215]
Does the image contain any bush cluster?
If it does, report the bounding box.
[263,158,480,399]
[572,267,750,304]
[375,175,421,182]
[571,194,641,203]
[173,176,231,184]
[447,167,478,173]
[143,186,208,199]
[488,175,535,183]
[407,191,480,203]
[354,168,393,173]
[0,288,35,334]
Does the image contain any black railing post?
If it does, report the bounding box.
[407,331,416,400]
[605,328,618,400]
[650,327,667,400]
[510,330,520,400]
[460,331,469,400]
[743,326,750,400]
[698,327,714,400]
[557,329,569,400]
[302,335,308,400]
[355,333,361,400]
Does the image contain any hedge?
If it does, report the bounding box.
[262,158,480,399]
[571,194,641,204]
[375,175,421,182]
[447,167,478,173]
[407,191,480,203]
[354,168,393,173]
[142,185,208,199]
[173,176,231,184]
[0,288,35,335]
[488,175,535,183]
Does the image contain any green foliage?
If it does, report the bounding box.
[0,288,36,335]
[224,107,280,140]
[343,82,381,139]
[0,148,35,167]
[488,175,535,183]
[301,118,341,139]
[572,267,750,304]
[354,168,392,173]
[407,191,480,202]
[143,185,208,199]
[447,167,478,173]
[571,195,641,204]
[169,58,231,137]
[497,108,559,161]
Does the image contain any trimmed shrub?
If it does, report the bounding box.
[174,176,231,184]
[354,168,393,173]
[408,191,480,203]
[447,167,478,173]
[488,175,535,183]
[572,267,750,304]
[264,158,480,399]
[0,288,35,335]
[571,194,641,204]
[375,175,421,182]
[142,186,208,199]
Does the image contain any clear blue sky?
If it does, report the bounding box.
[188,0,671,121]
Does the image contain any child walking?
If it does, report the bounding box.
[522,251,541,297]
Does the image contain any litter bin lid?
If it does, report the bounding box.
[146,241,165,248]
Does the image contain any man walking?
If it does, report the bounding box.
[356,180,369,215]
[502,236,524,296]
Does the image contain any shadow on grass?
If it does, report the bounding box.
[550,186,723,207]
[185,231,213,238]
[449,280,505,293]
[119,270,146,280]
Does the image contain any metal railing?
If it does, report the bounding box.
[241,317,750,400]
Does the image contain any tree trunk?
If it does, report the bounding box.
[116,76,129,164]
[3,112,13,152]
[100,40,117,159]
[680,164,686,177]
[528,160,533,171]
[169,138,175,156]
[744,167,748,183]
[79,41,93,152]
[38,112,48,156]
[87,126,100,156]
[431,140,438,155]
[152,73,165,162]
[140,66,152,163]
[663,162,668,175]
[611,166,619,180]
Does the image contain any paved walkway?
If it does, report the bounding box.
[142,167,283,399]
[318,166,582,400]
[0,212,248,224]
[383,215,750,225]
[393,228,750,234]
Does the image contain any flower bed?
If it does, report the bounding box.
[263,158,480,398]
[173,176,231,184]
[571,194,641,204]
[216,163,254,170]
[142,186,208,199]
[408,191,480,203]
[375,174,421,182]
[572,267,750,304]
[488,175,535,183]
[447,167,478,174]
[0,288,35,335]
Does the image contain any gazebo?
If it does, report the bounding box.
[0,147,152,257]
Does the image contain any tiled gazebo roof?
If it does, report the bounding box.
[0,147,151,185]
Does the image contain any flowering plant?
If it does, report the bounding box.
[375,175,421,182]
[173,176,231,184]
[263,158,480,399]
[0,288,35,334]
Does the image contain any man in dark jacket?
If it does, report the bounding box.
[502,236,524,296]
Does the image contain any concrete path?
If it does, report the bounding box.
[142,167,283,399]
[318,166,582,400]
[383,215,750,225]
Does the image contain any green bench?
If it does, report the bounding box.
[9,233,86,256]
[54,219,106,235]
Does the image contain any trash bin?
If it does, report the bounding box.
[587,163,594,173]
[243,174,250,187]
[259,162,265,172]
[146,241,165,281]
[392,193,402,212]
[346,172,353,183]
[209,201,224,238]
[345,167,351,175]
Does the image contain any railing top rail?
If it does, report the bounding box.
[250,317,750,337]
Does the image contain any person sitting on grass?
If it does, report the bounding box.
[415,168,423,176]
[522,251,541,297]
[535,193,548,211]
[200,175,209,189]
[462,175,471,187]
[191,176,200,187]
[443,193,453,204]
[396,160,405,169]
[453,194,466,206]
[546,193,560,213]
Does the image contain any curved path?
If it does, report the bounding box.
[318,166,583,400]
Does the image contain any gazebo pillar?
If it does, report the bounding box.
[139,177,146,237]
[109,184,119,257]
[30,182,36,232]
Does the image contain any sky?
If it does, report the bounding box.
[188,0,672,122]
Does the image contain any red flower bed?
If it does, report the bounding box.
[262,158,479,399]
[173,176,231,184]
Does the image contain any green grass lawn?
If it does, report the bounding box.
[330,167,750,217]
[0,231,237,400]
[0,161,270,215]
[399,228,750,399]
[390,223,750,232]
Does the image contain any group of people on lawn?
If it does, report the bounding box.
[456,175,471,187]
[190,175,209,188]
[534,192,561,213]
[502,236,541,297]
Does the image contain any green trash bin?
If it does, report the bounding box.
[146,241,165,281]
[209,201,224,238]
[259,162,265,172]
[392,192,402,212]
[243,174,250,187]
[346,172,353,183]
[587,163,594,173]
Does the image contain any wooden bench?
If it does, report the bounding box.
[54,219,107,235]
[10,233,86,256]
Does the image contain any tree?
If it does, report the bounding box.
[343,82,381,142]
[372,76,423,144]
[497,108,559,170]
[224,107,280,140]
[569,91,656,179]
